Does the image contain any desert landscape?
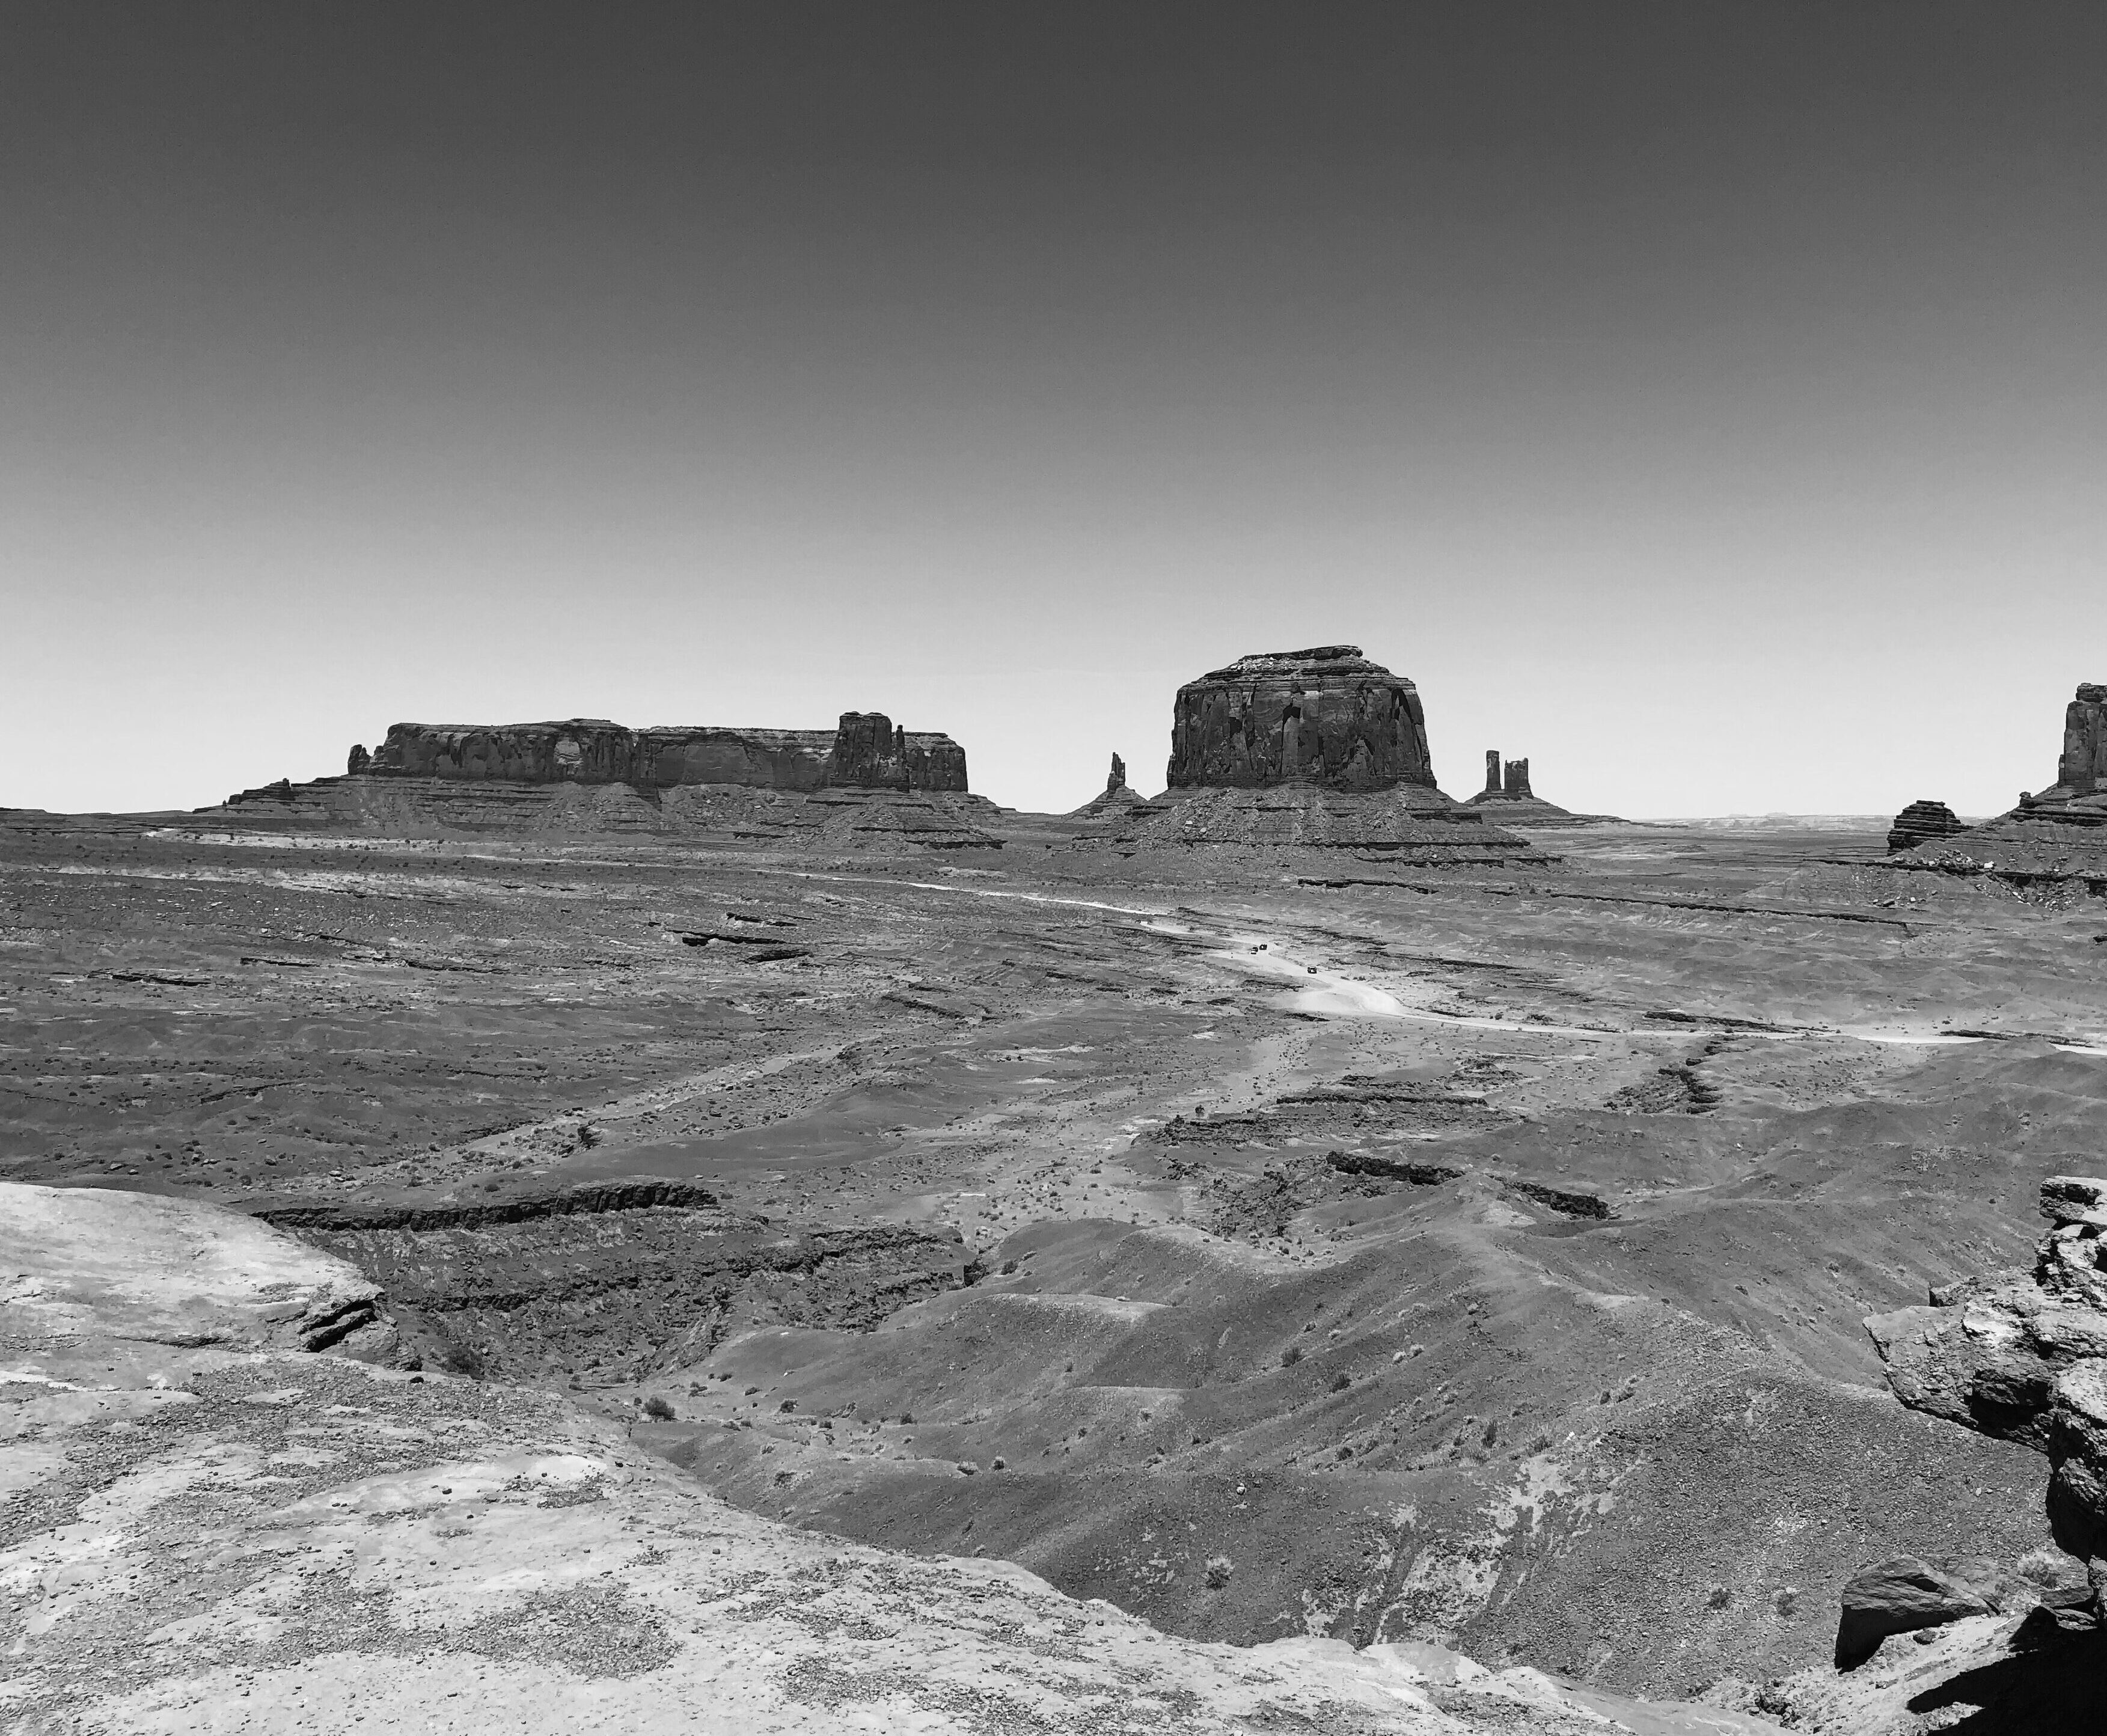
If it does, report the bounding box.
[7,650,2107,1732]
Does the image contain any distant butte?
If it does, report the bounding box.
[1462,749,1623,827]
[1166,644,1437,793]
[1090,645,1550,861]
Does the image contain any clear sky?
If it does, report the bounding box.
[6,2,2103,818]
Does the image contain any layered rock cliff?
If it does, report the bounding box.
[1166,646,1439,792]
[365,713,968,793]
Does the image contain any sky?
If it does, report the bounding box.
[5,1,2103,818]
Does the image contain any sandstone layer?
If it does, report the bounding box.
[0,1179,1776,1735]
[367,711,968,794]
[1167,647,1439,793]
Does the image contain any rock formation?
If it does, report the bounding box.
[1833,1557,1992,1668]
[346,742,370,775]
[2058,683,2107,798]
[1997,683,2107,829]
[1886,799,1968,853]
[1166,646,1437,792]
[1069,751,1146,819]
[1867,1175,2107,1624]
[363,714,969,794]
[1461,748,1621,827]
[823,711,967,792]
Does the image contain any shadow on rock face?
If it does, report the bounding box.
[1902,1628,2107,1732]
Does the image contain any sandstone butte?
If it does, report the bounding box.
[1461,751,1622,827]
[356,711,970,794]
[1165,646,1438,794]
[2015,682,2107,822]
[0,1181,1786,1736]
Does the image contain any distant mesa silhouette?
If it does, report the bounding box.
[207,709,997,848]
[361,712,967,794]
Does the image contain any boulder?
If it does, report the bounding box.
[1835,1557,1991,1667]
[1165,646,1440,793]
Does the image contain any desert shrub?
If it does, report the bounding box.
[1280,1344,1303,1368]
[1205,1556,1234,1589]
[641,1395,675,1422]
[1706,1585,1731,1610]
[1329,1372,1351,1392]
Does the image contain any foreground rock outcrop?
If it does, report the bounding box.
[1868,1174,2107,1600]
[0,1181,1779,1734]
[365,711,970,793]
[1166,646,1440,793]
[255,1179,980,1383]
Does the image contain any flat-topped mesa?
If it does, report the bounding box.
[1166,646,1436,792]
[365,715,968,793]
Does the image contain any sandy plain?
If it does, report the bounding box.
[5,805,2106,1729]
